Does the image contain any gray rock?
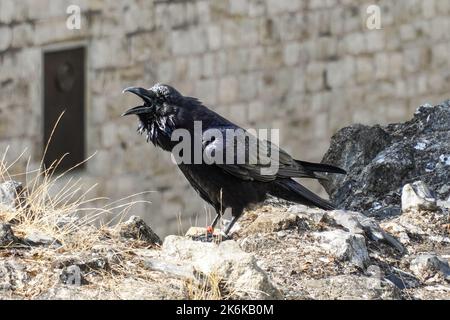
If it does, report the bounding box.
[347,212,405,253]
[52,255,109,272]
[60,265,88,286]
[91,245,124,265]
[0,180,23,209]
[0,260,28,291]
[276,230,287,238]
[301,275,401,300]
[326,210,365,234]
[313,230,369,269]
[385,268,421,290]
[326,210,404,253]
[162,235,282,299]
[246,211,298,234]
[118,216,161,245]
[39,277,186,300]
[55,215,80,230]
[24,231,61,248]
[288,204,326,224]
[321,102,450,215]
[144,259,198,282]
[382,196,449,247]
[278,205,404,252]
[0,223,18,246]
[402,181,438,212]
[410,253,450,282]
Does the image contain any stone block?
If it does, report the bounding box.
[219,76,239,105]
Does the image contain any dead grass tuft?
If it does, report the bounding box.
[0,138,166,299]
[184,272,230,300]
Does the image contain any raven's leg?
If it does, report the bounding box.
[224,215,239,236]
[207,206,227,234]
[207,213,221,234]
[195,213,237,242]
[193,211,222,242]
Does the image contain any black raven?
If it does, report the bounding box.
[122,84,345,237]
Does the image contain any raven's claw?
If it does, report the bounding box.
[191,231,231,243]
[192,233,215,243]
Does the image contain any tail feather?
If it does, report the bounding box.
[295,160,346,175]
[270,179,335,210]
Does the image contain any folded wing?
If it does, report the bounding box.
[202,128,345,183]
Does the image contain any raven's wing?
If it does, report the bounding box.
[202,128,321,182]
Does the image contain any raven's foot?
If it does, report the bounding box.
[191,233,215,242]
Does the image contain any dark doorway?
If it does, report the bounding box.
[43,47,85,172]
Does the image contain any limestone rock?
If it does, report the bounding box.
[118,216,161,245]
[401,181,438,212]
[60,265,89,286]
[381,194,450,246]
[0,223,18,246]
[40,278,186,300]
[246,211,298,234]
[162,236,282,299]
[301,275,401,300]
[52,254,109,272]
[291,207,404,252]
[0,260,28,292]
[55,215,80,230]
[0,181,23,210]
[24,231,61,248]
[326,210,365,235]
[313,230,369,268]
[410,253,450,282]
[328,210,404,253]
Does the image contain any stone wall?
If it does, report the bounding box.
[1,0,450,236]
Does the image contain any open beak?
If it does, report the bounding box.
[122,86,157,102]
[122,86,157,116]
[121,105,153,116]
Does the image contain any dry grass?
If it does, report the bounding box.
[184,272,229,300]
[0,144,163,296]
[0,145,230,299]
[0,145,141,249]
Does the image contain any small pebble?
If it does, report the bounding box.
[277,231,287,238]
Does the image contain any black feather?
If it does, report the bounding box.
[123,84,347,235]
[295,160,347,175]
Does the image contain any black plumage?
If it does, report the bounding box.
[122,84,346,236]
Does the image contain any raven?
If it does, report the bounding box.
[122,84,346,237]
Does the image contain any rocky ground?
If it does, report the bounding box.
[0,102,449,300]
